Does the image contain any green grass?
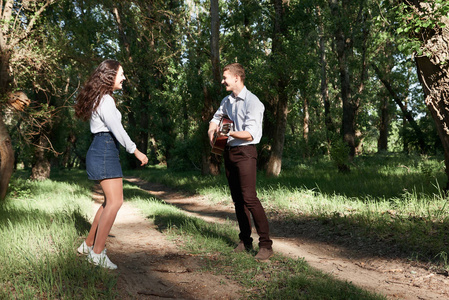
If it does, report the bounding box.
[2,152,446,299]
[1,170,117,299]
[127,153,446,201]
[1,169,385,299]
[126,153,449,266]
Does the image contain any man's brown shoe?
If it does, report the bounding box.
[233,241,253,253]
[255,248,273,260]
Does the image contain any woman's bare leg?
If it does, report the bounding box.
[92,177,123,254]
[84,201,105,247]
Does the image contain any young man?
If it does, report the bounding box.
[208,63,273,260]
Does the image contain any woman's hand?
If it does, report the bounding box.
[134,149,149,166]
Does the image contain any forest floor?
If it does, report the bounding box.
[88,177,449,299]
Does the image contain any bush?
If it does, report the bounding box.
[329,135,350,173]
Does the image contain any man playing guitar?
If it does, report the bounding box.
[208,63,273,261]
[211,115,234,155]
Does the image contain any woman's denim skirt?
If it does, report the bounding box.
[86,132,123,180]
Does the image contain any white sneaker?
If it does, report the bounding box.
[77,241,92,255]
[87,249,117,270]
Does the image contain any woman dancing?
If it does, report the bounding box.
[74,59,148,269]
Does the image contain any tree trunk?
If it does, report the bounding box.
[416,56,449,187]
[303,96,310,158]
[329,0,367,160]
[265,0,288,177]
[201,0,221,176]
[210,0,221,84]
[378,95,389,152]
[266,85,288,176]
[0,54,12,94]
[371,63,427,152]
[402,100,408,152]
[30,90,52,181]
[63,133,76,169]
[31,134,51,181]
[0,50,13,200]
[0,117,14,200]
[138,101,149,161]
[405,2,449,187]
[331,1,355,158]
[317,5,333,144]
[201,86,220,175]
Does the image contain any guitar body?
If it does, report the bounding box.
[211,116,234,155]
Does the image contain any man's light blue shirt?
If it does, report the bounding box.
[210,86,264,147]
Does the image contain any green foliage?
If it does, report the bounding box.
[329,135,350,173]
[167,131,204,171]
[6,180,32,199]
[393,0,449,56]
[7,0,443,186]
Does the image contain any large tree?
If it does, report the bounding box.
[397,1,449,187]
[328,0,370,160]
[0,0,55,200]
[265,0,290,176]
[201,0,222,175]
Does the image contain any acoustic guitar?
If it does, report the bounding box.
[211,115,234,155]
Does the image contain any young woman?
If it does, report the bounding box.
[74,59,148,269]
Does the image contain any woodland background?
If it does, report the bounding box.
[1,0,449,200]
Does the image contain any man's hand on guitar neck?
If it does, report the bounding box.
[208,122,219,147]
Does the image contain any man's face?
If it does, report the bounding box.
[221,70,237,92]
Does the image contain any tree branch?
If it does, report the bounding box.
[10,0,56,47]
[0,0,13,50]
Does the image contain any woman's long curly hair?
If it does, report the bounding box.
[74,59,121,121]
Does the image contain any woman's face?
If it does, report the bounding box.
[113,66,126,91]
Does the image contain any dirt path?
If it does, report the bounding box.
[88,184,241,299]
[90,177,449,299]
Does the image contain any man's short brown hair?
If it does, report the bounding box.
[223,63,245,82]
